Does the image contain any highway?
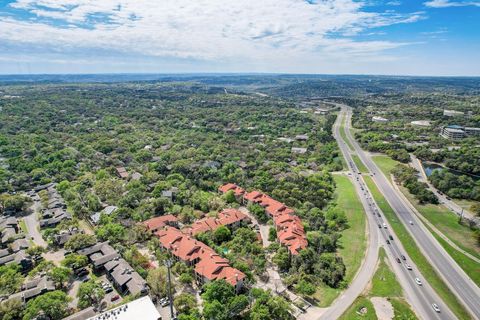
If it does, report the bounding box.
[341,106,480,319]
[332,108,458,320]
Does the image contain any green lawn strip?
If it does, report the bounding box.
[19,219,28,233]
[363,176,471,320]
[339,114,355,151]
[352,155,369,173]
[371,155,398,177]
[339,296,378,320]
[399,185,480,260]
[425,223,480,287]
[340,248,417,320]
[314,175,368,307]
[370,248,402,297]
[390,298,419,320]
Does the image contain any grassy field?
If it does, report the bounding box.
[363,176,471,320]
[371,155,480,284]
[352,155,369,173]
[339,248,417,320]
[314,175,367,307]
[18,219,28,233]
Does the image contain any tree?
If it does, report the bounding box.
[61,254,88,270]
[213,225,231,244]
[295,279,316,296]
[48,267,72,289]
[202,279,235,305]
[23,290,70,320]
[0,194,31,213]
[64,234,96,251]
[174,293,197,315]
[273,247,291,271]
[95,222,126,243]
[203,300,228,320]
[77,280,105,309]
[0,265,24,295]
[268,227,277,241]
[147,267,168,299]
[250,288,292,320]
[179,272,194,285]
[0,298,23,320]
[224,190,236,204]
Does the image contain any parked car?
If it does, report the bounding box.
[104,286,113,293]
[111,295,120,302]
[161,298,170,307]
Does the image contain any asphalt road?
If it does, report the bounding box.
[329,109,457,320]
[342,106,480,319]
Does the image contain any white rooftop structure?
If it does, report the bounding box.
[87,296,160,320]
[443,109,464,117]
[372,116,388,123]
[410,120,431,127]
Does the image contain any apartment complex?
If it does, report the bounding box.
[441,125,480,140]
[219,183,307,255]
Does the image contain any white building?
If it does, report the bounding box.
[443,109,464,117]
[372,116,388,123]
[410,120,431,127]
[86,296,160,320]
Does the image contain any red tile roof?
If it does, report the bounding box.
[185,209,249,236]
[116,167,129,179]
[143,215,178,232]
[218,183,245,196]
[242,187,307,255]
[155,226,245,287]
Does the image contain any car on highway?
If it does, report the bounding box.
[389,235,393,240]
[415,278,422,286]
[401,255,406,261]
[405,264,412,270]
[377,213,381,217]
[386,239,390,244]
[378,224,381,228]
[383,223,387,229]
[432,303,441,313]
[396,258,401,263]
[409,220,414,225]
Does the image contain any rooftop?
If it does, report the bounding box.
[86,296,160,320]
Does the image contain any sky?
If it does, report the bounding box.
[0,0,479,76]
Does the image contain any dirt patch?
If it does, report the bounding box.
[370,297,394,320]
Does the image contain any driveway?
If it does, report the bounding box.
[23,198,48,247]
[238,207,270,247]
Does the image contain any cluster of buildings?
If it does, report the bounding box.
[77,242,148,296]
[219,183,308,255]
[37,183,71,228]
[0,215,32,270]
[7,276,55,304]
[143,208,250,292]
[440,125,480,140]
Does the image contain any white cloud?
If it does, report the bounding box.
[424,0,480,7]
[0,0,425,70]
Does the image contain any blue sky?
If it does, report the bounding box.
[0,0,479,75]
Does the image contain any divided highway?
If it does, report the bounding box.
[341,106,480,320]
[331,109,457,320]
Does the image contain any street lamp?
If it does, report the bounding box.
[165,259,175,320]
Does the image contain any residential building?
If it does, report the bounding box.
[440,125,480,139]
[143,214,179,233]
[183,208,249,236]
[40,210,71,228]
[155,226,245,292]
[218,183,245,199]
[291,147,307,154]
[8,276,55,303]
[77,242,120,270]
[53,228,81,246]
[104,258,148,296]
[116,167,129,179]
[410,120,431,127]
[90,205,117,225]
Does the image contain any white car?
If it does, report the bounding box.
[409,220,414,225]
[383,223,387,229]
[405,264,412,270]
[432,303,441,313]
[415,278,422,286]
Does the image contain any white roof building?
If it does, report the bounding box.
[410,120,431,127]
[86,296,160,320]
[372,116,388,123]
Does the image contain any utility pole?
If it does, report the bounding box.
[165,259,175,320]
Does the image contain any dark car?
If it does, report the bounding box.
[111,295,120,302]
[401,255,406,261]
[389,235,393,240]
[396,258,401,263]
[386,239,390,244]
[378,224,381,228]
[75,268,89,278]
